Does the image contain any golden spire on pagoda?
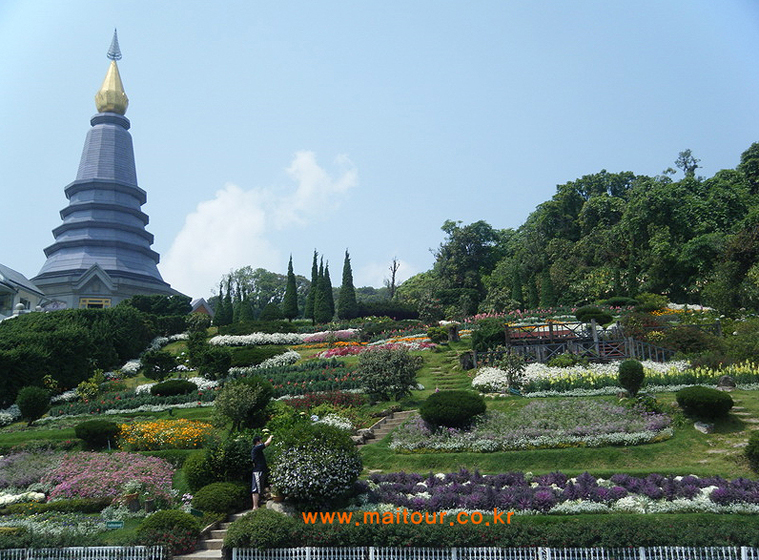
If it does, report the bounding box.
[95,29,129,115]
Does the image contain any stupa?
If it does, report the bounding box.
[33,31,179,309]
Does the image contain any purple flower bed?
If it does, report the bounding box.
[0,451,61,489]
[366,470,759,513]
[40,452,175,502]
[391,400,673,453]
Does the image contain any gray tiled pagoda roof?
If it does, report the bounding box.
[0,263,44,296]
[35,111,168,286]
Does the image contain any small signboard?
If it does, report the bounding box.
[106,520,124,530]
[190,508,204,518]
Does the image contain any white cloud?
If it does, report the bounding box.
[161,151,357,297]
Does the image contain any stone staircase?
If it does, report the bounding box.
[175,513,245,560]
[358,409,416,447]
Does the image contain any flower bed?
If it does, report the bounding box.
[390,400,672,453]
[47,388,216,418]
[0,451,62,489]
[318,341,435,359]
[41,452,174,502]
[366,470,759,514]
[518,360,759,395]
[118,419,214,450]
[209,332,304,346]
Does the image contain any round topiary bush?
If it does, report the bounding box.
[224,509,299,550]
[192,482,249,514]
[269,423,362,509]
[137,510,200,555]
[15,386,50,426]
[618,359,645,397]
[183,450,219,492]
[676,386,734,420]
[150,379,198,397]
[140,349,177,381]
[74,419,120,450]
[746,431,759,473]
[419,390,486,428]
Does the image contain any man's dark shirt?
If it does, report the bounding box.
[251,443,267,472]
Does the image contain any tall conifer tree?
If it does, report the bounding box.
[337,250,358,319]
[314,258,332,324]
[324,262,335,318]
[282,255,299,321]
[304,250,318,322]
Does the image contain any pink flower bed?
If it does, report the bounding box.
[318,342,435,359]
[301,329,359,343]
[41,452,174,502]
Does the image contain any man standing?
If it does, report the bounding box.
[251,433,273,510]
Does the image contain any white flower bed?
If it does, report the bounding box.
[209,332,304,346]
[0,404,21,427]
[471,366,510,393]
[314,413,354,431]
[0,490,45,507]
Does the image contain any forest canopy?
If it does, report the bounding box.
[397,144,759,319]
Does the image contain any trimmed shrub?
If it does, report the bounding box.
[599,297,637,307]
[4,497,111,515]
[618,359,645,397]
[419,390,486,428]
[269,423,362,509]
[150,379,198,397]
[229,346,287,367]
[74,419,120,450]
[137,510,200,555]
[547,353,588,368]
[15,386,50,426]
[192,482,249,514]
[471,317,506,352]
[197,346,232,380]
[426,326,448,344]
[183,450,218,492]
[224,509,298,550]
[676,386,734,420]
[575,306,614,326]
[140,350,176,381]
[746,431,759,473]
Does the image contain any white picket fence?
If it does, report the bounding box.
[0,547,165,560]
[232,547,759,560]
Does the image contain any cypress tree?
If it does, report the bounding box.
[539,269,556,307]
[337,250,359,320]
[282,255,299,321]
[511,269,524,307]
[324,262,335,318]
[304,250,318,322]
[214,281,233,326]
[314,258,332,324]
[527,276,540,309]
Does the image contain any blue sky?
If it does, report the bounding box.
[2,1,759,299]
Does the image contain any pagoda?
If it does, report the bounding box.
[33,31,179,309]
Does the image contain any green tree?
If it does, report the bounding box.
[282,255,299,321]
[337,250,358,320]
[304,250,319,322]
[356,347,423,401]
[314,258,333,324]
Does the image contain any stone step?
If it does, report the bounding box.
[175,550,222,560]
[209,529,226,540]
[199,539,223,551]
